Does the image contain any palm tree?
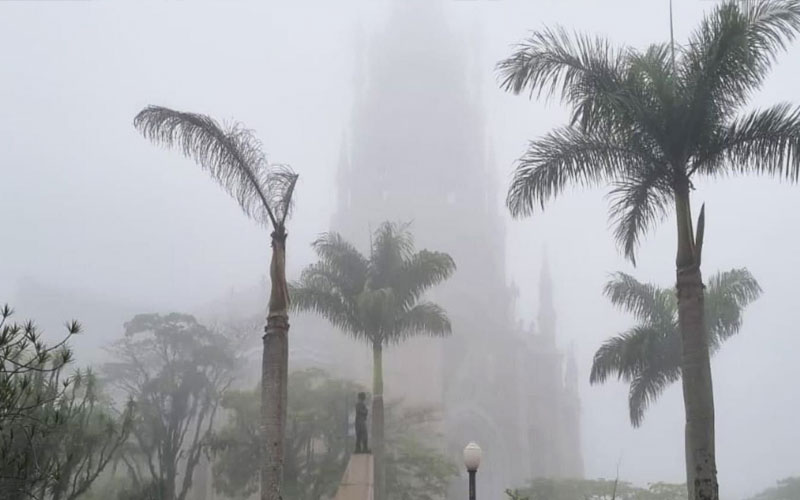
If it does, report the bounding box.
[497,3,800,498]
[590,268,761,427]
[290,222,455,500]
[133,106,298,500]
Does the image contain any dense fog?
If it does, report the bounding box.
[2,1,799,499]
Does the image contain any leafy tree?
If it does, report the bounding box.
[748,477,800,500]
[383,403,457,500]
[134,106,299,500]
[211,368,361,500]
[497,2,800,497]
[591,268,761,426]
[211,369,457,500]
[506,478,685,500]
[0,305,132,500]
[290,222,456,500]
[104,313,237,500]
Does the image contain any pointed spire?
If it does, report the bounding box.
[538,249,556,344]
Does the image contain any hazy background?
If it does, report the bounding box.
[1,1,798,498]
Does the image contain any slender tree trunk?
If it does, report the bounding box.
[675,193,718,500]
[262,227,290,500]
[372,342,385,500]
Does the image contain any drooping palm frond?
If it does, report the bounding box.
[133,105,298,228]
[590,325,665,385]
[393,302,451,345]
[707,103,800,181]
[263,163,299,225]
[393,250,456,310]
[680,0,800,128]
[705,268,762,349]
[506,128,655,218]
[310,232,369,296]
[591,320,682,427]
[608,170,673,265]
[628,365,681,427]
[289,276,362,339]
[603,272,675,325]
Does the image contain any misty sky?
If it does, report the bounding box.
[2,1,799,498]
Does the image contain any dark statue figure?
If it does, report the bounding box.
[354,392,370,454]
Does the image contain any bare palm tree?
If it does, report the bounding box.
[497,2,800,498]
[591,269,761,427]
[133,106,298,500]
[290,222,455,500]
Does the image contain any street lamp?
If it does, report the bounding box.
[463,442,482,500]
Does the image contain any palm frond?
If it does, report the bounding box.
[596,267,759,426]
[496,27,629,131]
[289,280,363,340]
[133,105,298,228]
[603,273,676,324]
[506,127,652,217]
[590,325,662,385]
[704,103,800,181]
[310,232,369,296]
[263,163,299,225]
[356,287,395,344]
[370,222,415,287]
[628,366,680,427]
[608,170,672,265]
[393,250,456,309]
[680,0,800,133]
[705,268,762,348]
[392,302,452,345]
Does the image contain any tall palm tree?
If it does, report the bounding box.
[591,268,761,427]
[290,222,455,500]
[497,3,800,498]
[133,106,298,500]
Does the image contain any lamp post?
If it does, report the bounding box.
[463,442,482,500]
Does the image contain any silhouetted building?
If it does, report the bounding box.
[329,1,583,496]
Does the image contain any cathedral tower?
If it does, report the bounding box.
[330,1,582,495]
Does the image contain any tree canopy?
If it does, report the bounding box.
[290,222,456,347]
[0,305,132,500]
[104,313,237,500]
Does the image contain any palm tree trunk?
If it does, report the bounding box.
[675,194,718,500]
[372,342,385,500]
[262,227,290,500]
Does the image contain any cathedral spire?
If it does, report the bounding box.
[538,250,556,344]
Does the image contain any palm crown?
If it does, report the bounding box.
[290,222,456,346]
[133,106,298,231]
[590,268,761,426]
[497,0,800,263]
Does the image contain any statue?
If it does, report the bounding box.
[354,392,369,454]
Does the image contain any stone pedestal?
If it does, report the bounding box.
[333,454,374,500]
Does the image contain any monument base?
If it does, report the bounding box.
[333,453,374,500]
